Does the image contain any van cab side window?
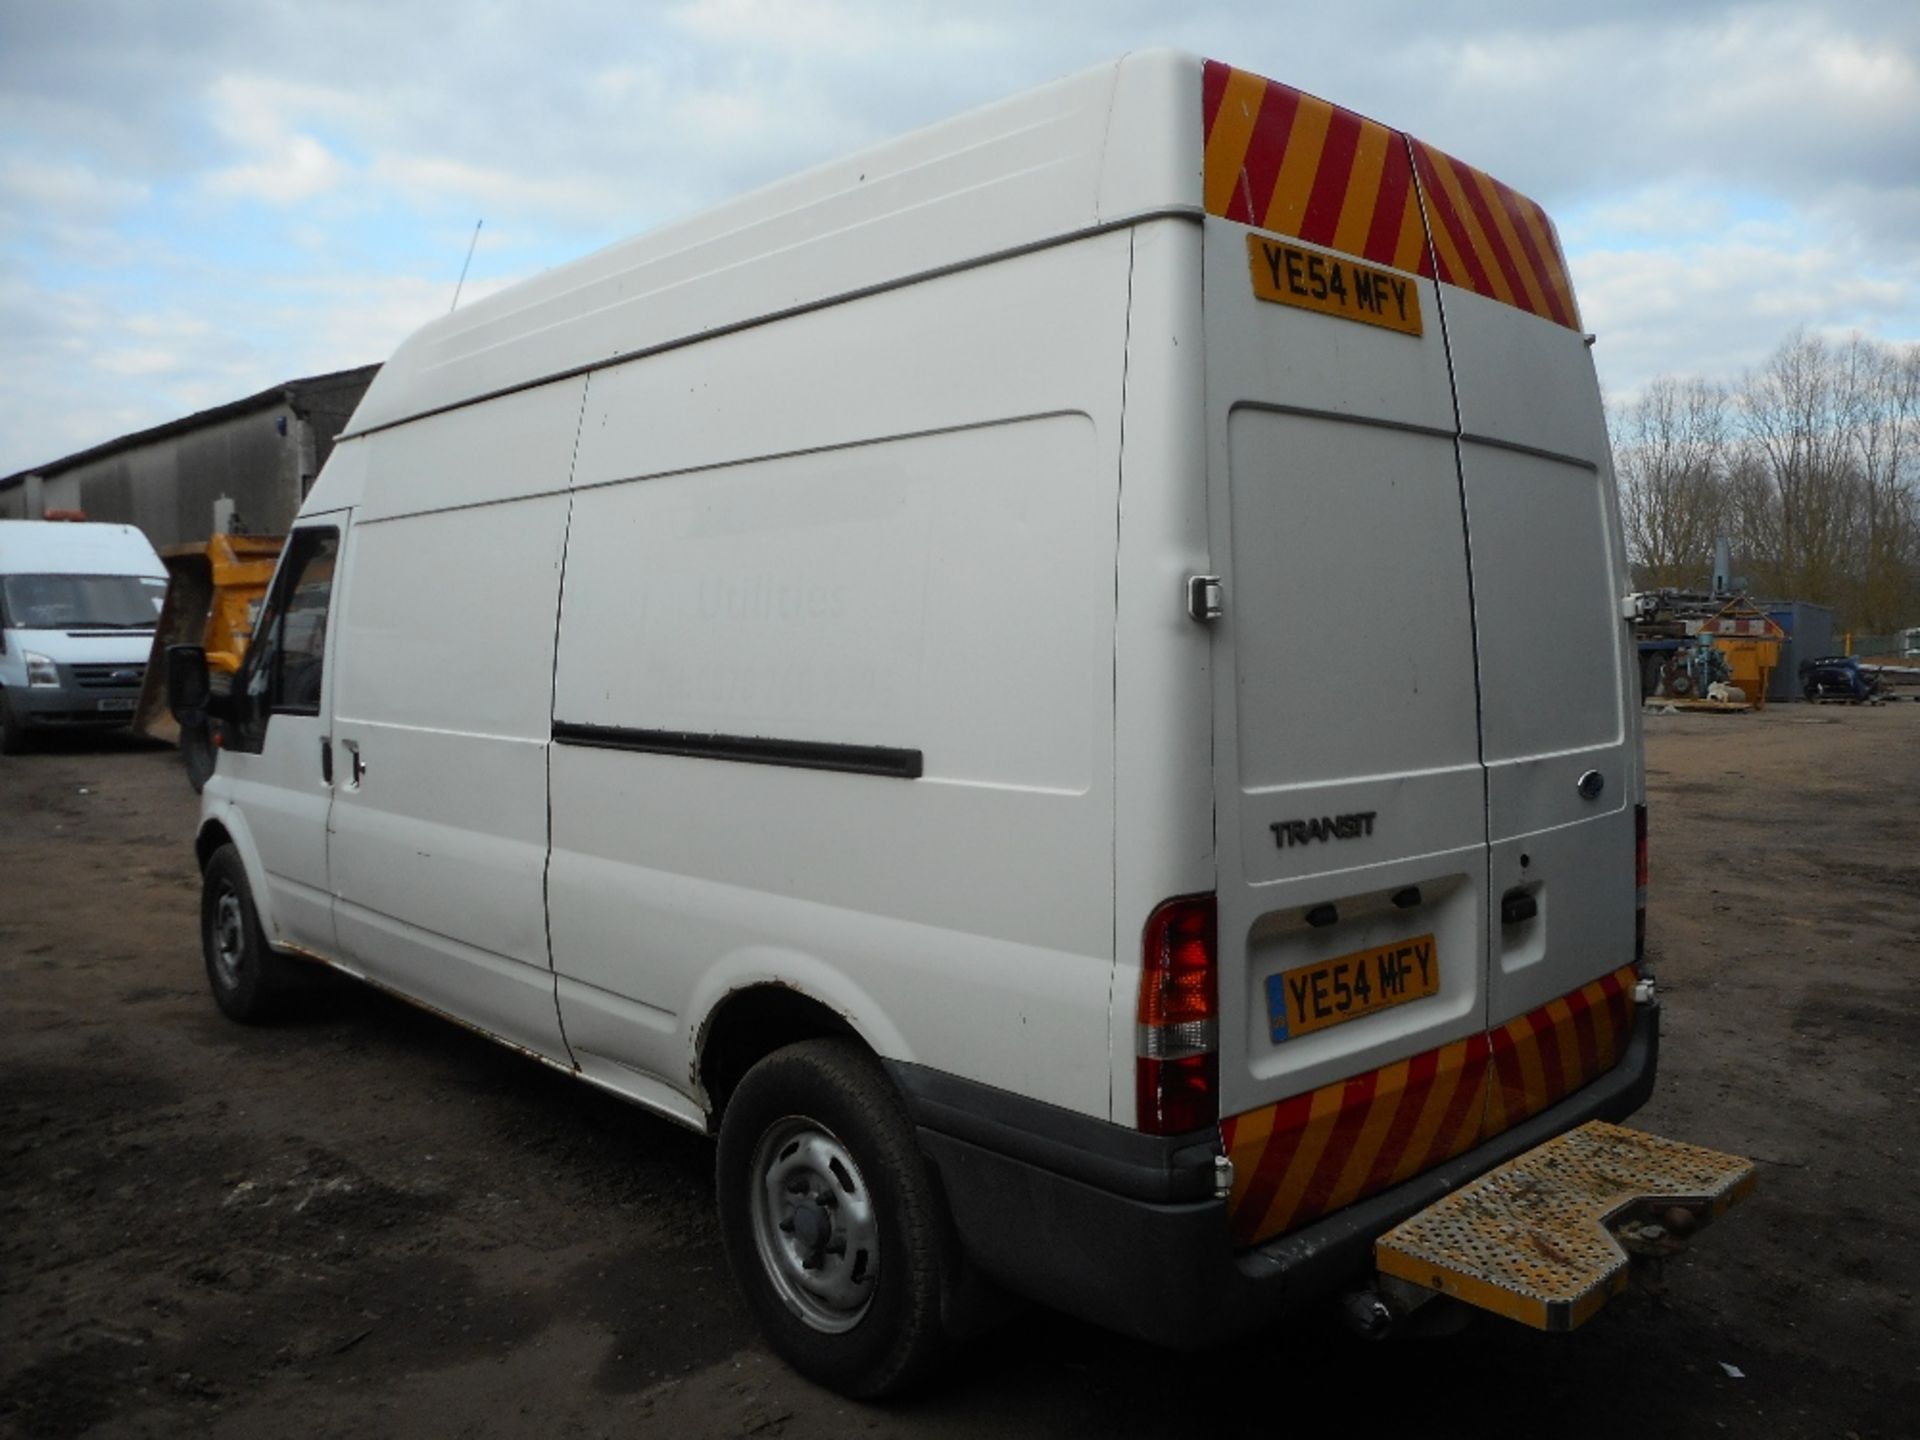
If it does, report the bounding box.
[228,527,339,752]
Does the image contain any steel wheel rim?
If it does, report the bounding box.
[211,887,246,987]
[748,1116,880,1333]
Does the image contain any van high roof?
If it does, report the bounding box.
[346,49,1577,438]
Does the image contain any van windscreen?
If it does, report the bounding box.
[1,573,167,629]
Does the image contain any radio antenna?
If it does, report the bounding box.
[450,219,483,312]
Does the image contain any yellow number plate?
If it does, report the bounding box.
[1246,235,1423,336]
[1266,934,1439,1041]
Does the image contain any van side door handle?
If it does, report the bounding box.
[320,736,333,784]
[341,738,366,786]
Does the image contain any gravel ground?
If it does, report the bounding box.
[2,705,1916,1439]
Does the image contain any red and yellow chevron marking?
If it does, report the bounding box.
[1408,138,1581,331]
[1201,59,1583,331]
[1221,1032,1490,1248]
[1483,966,1636,1139]
[1220,968,1638,1249]
[1202,59,1432,277]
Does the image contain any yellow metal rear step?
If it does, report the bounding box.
[1375,1121,1756,1332]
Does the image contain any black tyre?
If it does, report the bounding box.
[200,844,299,1023]
[716,1039,953,1397]
[0,688,29,755]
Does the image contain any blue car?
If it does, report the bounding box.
[1799,655,1886,702]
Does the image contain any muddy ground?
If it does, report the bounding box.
[3,706,1916,1439]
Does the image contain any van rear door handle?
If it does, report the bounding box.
[1501,889,1538,925]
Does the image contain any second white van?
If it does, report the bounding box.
[1,519,166,753]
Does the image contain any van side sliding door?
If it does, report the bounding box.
[323,382,586,1065]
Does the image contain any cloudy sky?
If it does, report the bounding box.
[2,0,1916,477]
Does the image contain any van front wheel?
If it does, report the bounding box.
[200,845,298,1023]
[716,1039,952,1397]
[0,689,29,755]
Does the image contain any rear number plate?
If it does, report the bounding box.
[1246,235,1424,336]
[1267,934,1439,1041]
[96,698,136,712]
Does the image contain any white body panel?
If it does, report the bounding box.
[207,513,347,958]
[209,49,1637,1156]
[1199,218,1492,1115]
[1445,289,1639,1023]
[548,234,1128,1118]
[0,520,165,579]
[323,383,585,1062]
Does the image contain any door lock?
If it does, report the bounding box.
[1501,889,1538,925]
[1187,574,1224,623]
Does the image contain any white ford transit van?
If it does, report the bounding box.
[172,52,1751,1395]
[1,520,167,752]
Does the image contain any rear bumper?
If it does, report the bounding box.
[892,1001,1659,1348]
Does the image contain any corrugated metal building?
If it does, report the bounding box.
[0,366,377,548]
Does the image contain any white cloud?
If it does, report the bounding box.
[667,0,895,57]
[200,74,353,204]
[206,133,346,204]
[1,0,1917,477]
[1579,237,1914,402]
[1563,184,1735,245]
[0,156,148,217]
[93,346,186,377]
[366,152,630,228]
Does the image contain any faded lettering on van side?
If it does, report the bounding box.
[1265,933,1440,1041]
[1246,236,1423,337]
[1270,811,1376,848]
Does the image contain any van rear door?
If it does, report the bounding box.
[1407,139,1640,1134]
[1199,69,1493,1248]
[1198,66,1641,1249]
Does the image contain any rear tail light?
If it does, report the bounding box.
[1136,894,1218,1135]
[1634,803,1649,968]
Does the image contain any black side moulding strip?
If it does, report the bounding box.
[551,722,923,779]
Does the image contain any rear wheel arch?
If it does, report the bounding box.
[698,983,861,1122]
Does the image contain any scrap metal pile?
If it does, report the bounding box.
[1633,592,1783,710]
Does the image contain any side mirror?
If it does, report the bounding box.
[167,644,211,719]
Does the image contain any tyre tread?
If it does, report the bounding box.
[716,1038,952,1398]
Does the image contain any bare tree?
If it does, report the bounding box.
[1613,375,1729,589]
[1851,341,1920,632]
[1735,331,1864,606]
[1612,331,1920,630]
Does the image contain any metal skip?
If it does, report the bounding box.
[1374,1121,1756,1331]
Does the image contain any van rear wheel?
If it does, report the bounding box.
[715,1039,952,1397]
[200,844,299,1023]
